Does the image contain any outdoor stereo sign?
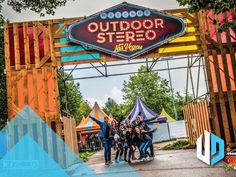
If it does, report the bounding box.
[68,2,186,59]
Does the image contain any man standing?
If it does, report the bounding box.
[89,116,112,165]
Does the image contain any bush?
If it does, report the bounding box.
[79,151,95,162]
[161,140,195,150]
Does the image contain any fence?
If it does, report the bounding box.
[183,100,211,145]
[150,120,187,143]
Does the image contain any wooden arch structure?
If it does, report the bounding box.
[3,8,236,146]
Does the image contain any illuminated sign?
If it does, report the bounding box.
[68,2,186,59]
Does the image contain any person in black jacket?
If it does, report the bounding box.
[133,114,158,158]
[125,126,137,163]
[134,126,157,160]
[112,122,125,163]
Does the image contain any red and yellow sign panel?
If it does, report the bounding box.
[68,2,186,59]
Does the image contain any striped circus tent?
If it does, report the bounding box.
[76,102,108,133]
[128,97,166,123]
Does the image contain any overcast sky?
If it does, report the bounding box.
[2,1,207,108]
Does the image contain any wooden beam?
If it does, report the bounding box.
[32,68,39,113]
[198,11,220,137]
[13,23,20,70]
[33,23,40,68]
[23,22,31,69]
[48,20,56,66]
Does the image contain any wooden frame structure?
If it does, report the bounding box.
[183,100,211,145]
[3,8,236,146]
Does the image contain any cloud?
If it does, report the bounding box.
[86,87,123,108]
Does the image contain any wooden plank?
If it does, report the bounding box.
[39,51,51,67]
[23,22,31,69]
[43,25,49,52]
[186,105,193,144]
[183,107,190,142]
[6,74,13,120]
[13,23,20,70]
[4,23,11,73]
[51,67,61,136]
[203,100,211,131]
[54,23,67,35]
[48,20,56,66]
[12,75,18,115]
[198,11,220,137]
[55,50,98,57]
[190,103,196,144]
[188,104,195,144]
[42,67,50,125]
[32,68,39,113]
[183,105,191,143]
[196,102,204,137]
[33,23,40,68]
[193,102,201,139]
[36,21,50,36]
[23,70,28,106]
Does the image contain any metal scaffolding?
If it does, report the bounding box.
[57,54,210,119]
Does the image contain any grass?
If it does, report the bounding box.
[79,151,95,162]
[161,139,195,150]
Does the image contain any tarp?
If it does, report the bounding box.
[76,102,108,132]
[159,108,176,122]
[150,120,187,143]
[128,97,164,122]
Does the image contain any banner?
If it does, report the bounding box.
[68,2,186,59]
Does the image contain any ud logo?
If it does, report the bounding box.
[197,130,225,165]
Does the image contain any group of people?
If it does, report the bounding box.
[85,134,101,151]
[89,113,157,165]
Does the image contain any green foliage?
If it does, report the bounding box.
[122,66,174,118]
[58,71,91,123]
[77,100,92,123]
[161,139,195,150]
[79,151,95,162]
[2,0,69,16]
[121,66,192,120]
[176,0,236,32]
[0,15,7,129]
[103,98,125,122]
[174,92,193,120]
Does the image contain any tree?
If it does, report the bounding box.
[58,71,88,123]
[1,0,69,16]
[122,66,174,117]
[174,92,193,120]
[103,98,125,121]
[176,0,236,33]
[77,100,92,123]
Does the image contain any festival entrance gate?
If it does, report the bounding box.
[3,2,236,148]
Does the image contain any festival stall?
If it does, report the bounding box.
[159,108,176,122]
[127,97,167,123]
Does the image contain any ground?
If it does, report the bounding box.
[86,142,236,177]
